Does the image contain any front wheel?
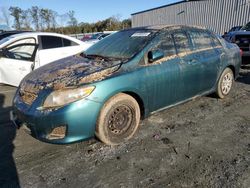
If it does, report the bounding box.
[95,93,140,145]
[216,68,234,99]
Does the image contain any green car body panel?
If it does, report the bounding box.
[12,25,241,144]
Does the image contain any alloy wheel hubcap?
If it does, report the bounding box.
[221,73,233,95]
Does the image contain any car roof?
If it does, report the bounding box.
[0,30,31,34]
[126,25,206,31]
[5,32,83,44]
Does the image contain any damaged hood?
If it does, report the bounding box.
[20,55,121,92]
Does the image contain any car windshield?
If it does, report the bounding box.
[241,22,250,31]
[84,29,156,60]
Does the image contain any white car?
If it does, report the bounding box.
[0,32,85,86]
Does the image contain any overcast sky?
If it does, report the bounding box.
[0,0,182,23]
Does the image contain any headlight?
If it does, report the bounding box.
[43,86,95,108]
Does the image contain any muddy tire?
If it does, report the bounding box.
[216,68,234,99]
[95,93,140,145]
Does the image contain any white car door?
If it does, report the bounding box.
[0,38,38,86]
[38,35,83,66]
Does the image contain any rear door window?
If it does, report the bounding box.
[189,30,213,49]
[172,31,192,54]
[40,36,78,49]
[40,36,63,49]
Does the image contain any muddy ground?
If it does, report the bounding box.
[0,65,250,188]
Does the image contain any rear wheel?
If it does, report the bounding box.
[95,93,140,145]
[216,68,234,99]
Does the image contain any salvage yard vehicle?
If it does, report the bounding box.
[224,22,250,62]
[0,32,85,86]
[222,26,242,38]
[12,25,241,145]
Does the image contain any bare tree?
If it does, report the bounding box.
[58,13,68,27]
[112,14,122,22]
[9,6,22,30]
[6,5,130,33]
[30,6,40,31]
[67,10,77,27]
[39,8,57,31]
[21,10,31,30]
[57,13,68,33]
[40,8,50,30]
[50,10,58,30]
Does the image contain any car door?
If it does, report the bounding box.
[172,29,205,100]
[0,38,38,86]
[38,35,81,66]
[188,29,220,92]
[143,31,183,112]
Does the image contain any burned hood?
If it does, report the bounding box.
[20,55,121,92]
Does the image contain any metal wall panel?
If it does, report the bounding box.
[131,0,250,34]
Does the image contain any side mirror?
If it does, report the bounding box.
[148,50,164,63]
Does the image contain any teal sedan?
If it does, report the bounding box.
[12,25,241,145]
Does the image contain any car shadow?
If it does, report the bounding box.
[0,94,20,187]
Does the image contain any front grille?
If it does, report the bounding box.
[19,90,38,105]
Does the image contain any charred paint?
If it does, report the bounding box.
[20,55,121,92]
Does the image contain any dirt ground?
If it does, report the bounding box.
[0,65,250,188]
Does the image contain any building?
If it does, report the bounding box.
[131,0,250,34]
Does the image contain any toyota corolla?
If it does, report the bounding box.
[12,25,241,145]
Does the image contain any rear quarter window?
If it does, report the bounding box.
[63,38,78,47]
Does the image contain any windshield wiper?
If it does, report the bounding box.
[81,53,109,60]
[86,54,110,60]
[82,53,127,62]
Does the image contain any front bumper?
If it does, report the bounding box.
[12,98,102,144]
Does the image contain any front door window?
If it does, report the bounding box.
[4,38,37,61]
